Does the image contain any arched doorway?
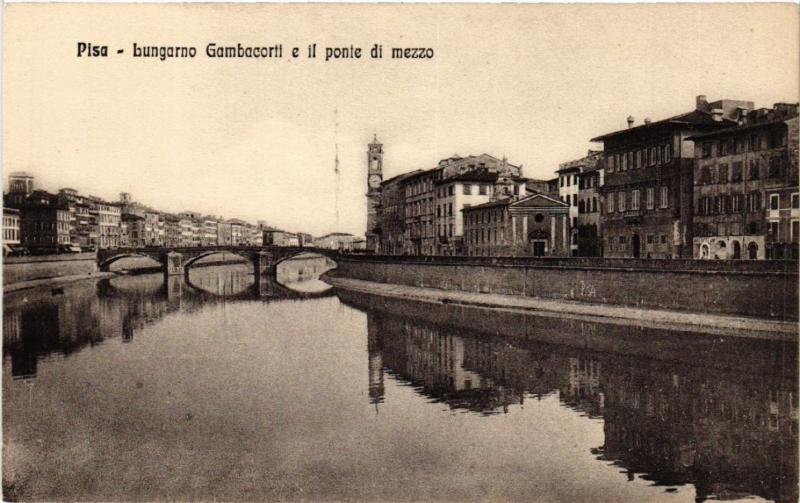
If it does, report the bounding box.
[747,242,759,260]
[632,234,641,258]
[731,240,741,259]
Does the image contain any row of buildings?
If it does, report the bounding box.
[366,95,799,260]
[2,174,363,253]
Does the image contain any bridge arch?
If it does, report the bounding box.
[99,252,163,272]
[182,249,253,270]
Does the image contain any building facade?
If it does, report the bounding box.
[404,168,442,256]
[3,207,21,249]
[463,193,570,257]
[691,103,799,260]
[433,169,527,255]
[378,170,422,255]
[593,95,751,258]
[576,155,605,257]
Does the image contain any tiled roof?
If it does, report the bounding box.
[591,110,736,142]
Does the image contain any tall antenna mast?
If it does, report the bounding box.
[334,107,341,230]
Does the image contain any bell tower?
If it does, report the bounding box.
[366,134,383,252]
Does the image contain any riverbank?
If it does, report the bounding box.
[326,276,798,341]
[3,271,118,294]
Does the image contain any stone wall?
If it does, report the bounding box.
[329,255,798,320]
[4,253,98,285]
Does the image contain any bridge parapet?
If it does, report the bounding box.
[97,246,339,276]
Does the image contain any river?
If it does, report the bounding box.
[2,262,797,502]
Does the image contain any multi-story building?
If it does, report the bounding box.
[576,154,605,257]
[229,220,245,246]
[403,168,441,256]
[377,170,422,255]
[3,207,21,250]
[178,218,194,247]
[144,211,162,246]
[462,192,570,257]
[19,193,72,249]
[556,162,582,255]
[6,172,35,208]
[89,197,122,249]
[433,169,527,255]
[592,95,751,258]
[123,213,146,248]
[163,214,182,248]
[201,218,218,246]
[690,103,799,260]
[217,221,232,246]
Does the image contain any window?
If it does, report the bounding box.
[699,166,712,185]
[649,147,656,166]
[732,194,743,212]
[572,194,578,207]
[479,185,487,195]
[646,187,655,210]
[719,140,730,156]
[566,176,571,187]
[718,164,729,184]
[592,197,598,212]
[607,193,615,213]
[619,235,626,245]
[663,144,672,163]
[621,153,628,171]
[749,159,761,180]
[770,221,779,239]
[618,192,626,212]
[647,234,654,244]
[769,157,783,178]
[631,190,640,210]
[572,217,578,228]
[660,186,669,209]
[747,192,761,212]
[607,155,616,172]
[792,220,799,242]
[792,193,799,209]
[701,142,712,158]
[463,184,472,195]
[732,162,743,182]
[560,176,565,188]
[770,194,780,211]
[660,235,667,244]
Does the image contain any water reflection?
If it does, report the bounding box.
[344,290,799,503]
[3,265,333,381]
[2,268,797,502]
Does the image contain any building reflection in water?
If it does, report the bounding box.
[348,290,798,503]
[2,263,333,382]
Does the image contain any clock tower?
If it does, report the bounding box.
[366,134,383,252]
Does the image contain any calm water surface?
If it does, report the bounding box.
[3,262,797,502]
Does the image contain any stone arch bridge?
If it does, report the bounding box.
[97,246,339,280]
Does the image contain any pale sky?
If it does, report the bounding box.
[4,3,798,236]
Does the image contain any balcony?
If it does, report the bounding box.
[624,209,644,220]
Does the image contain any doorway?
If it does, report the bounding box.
[532,240,546,257]
[632,234,641,258]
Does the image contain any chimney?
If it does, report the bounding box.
[711,108,724,122]
[644,117,651,125]
[627,116,635,128]
[696,95,709,111]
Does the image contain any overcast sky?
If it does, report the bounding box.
[4,4,798,236]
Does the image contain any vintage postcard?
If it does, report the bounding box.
[2,3,798,502]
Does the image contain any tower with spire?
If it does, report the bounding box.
[366,134,383,252]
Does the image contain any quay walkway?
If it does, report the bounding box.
[326,276,798,342]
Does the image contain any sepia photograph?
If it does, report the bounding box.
[2,3,799,502]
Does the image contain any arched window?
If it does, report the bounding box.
[747,242,759,260]
[700,243,710,259]
[731,240,741,259]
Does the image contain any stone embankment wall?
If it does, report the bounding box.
[4,253,98,285]
[329,255,798,320]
